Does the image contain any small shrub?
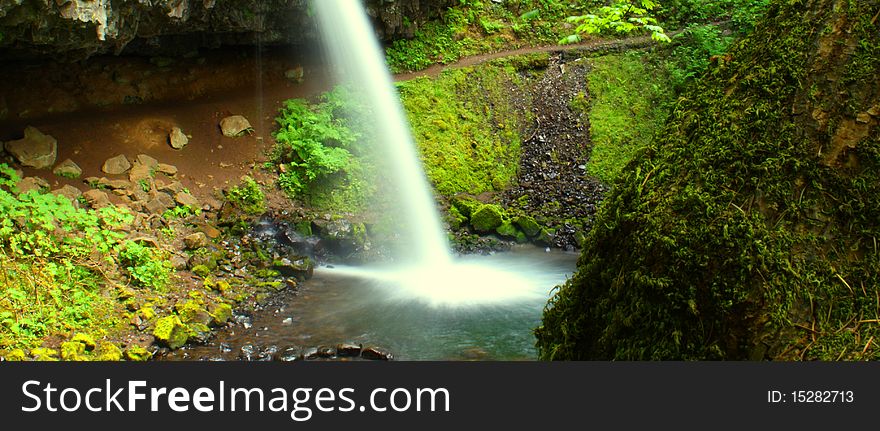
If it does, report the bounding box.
[225,176,265,215]
[119,240,172,289]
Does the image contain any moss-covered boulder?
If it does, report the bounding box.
[208,302,233,327]
[470,204,504,233]
[446,205,468,230]
[71,333,96,351]
[513,215,541,238]
[451,195,482,218]
[495,221,519,239]
[60,341,86,361]
[153,316,190,349]
[96,343,123,361]
[537,0,880,360]
[124,345,152,361]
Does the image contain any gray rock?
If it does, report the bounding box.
[102,155,131,175]
[156,163,178,176]
[174,191,199,207]
[158,180,185,195]
[273,346,304,362]
[128,162,153,184]
[52,159,82,178]
[169,127,188,149]
[183,232,209,249]
[336,343,362,357]
[219,115,253,137]
[51,184,82,202]
[360,346,393,361]
[82,189,111,208]
[5,126,57,169]
[97,177,131,190]
[136,154,159,169]
[17,176,50,194]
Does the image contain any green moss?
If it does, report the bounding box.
[30,347,58,361]
[451,195,482,218]
[208,303,233,327]
[124,345,152,361]
[3,348,26,361]
[446,205,468,230]
[60,341,86,361]
[191,265,211,278]
[513,215,541,238]
[496,221,520,239]
[398,63,532,197]
[152,316,190,349]
[471,205,505,233]
[71,333,96,351]
[295,221,313,237]
[537,0,880,360]
[583,52,674,184]
[95,342,123,361]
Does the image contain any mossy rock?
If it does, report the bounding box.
[153,315,190,349]
[535,228,555,246]
[446,205,468,230]
[451,195,482,218]
[191,264,211,278]
[95,343,123,361]
[3,348,27,361]
[30,347,59,361]
[187,322,212,344]
[71,333,96,351]
[515,231,529,244]
[295,221,313,237]
[60,341,87,361]
[471,204,504,233]
[514,215,541,238]
[208,302,233,327]
[176,300,212,326]
[124,345,152,361]
[495,221,519,239]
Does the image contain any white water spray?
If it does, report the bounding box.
[313,0,539,306]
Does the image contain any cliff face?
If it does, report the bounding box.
[0,0,452,60]
[536,0,880,360]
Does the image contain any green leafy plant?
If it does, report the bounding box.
[561,0,671,44]
[225,176,266,215]
[118,240,172,289]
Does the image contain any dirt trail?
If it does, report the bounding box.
[396,33,658,81]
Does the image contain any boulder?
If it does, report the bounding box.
[183,232,209,249]
[128,162,153,184]
[52,184,82,200]
[136,154,159,169]
[53,159,82,178]
[5,126,57,169]
[82,189,111,208]
[152,316,190,350]
[470,204,504,232]
[514,215,541,238]
[274,346,304,362]
[102,155,131,175]
[169,127,188,149]
[144,192,175,214]
[156,163,178,176]
[174,191,199,207]
[219,115,253,137]
[360,346,393,361]
[17,176,49,194]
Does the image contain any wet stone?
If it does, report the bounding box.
[5,126,57,169]
[156,163,178,176]
[17,176,49,194]
[136,154,159,169]
[169,127,188,149]
[316,346,336,358]
[53,159,82,178]
[82,189,111,209]
[360,346,393,361]
[302,347,320,360]
[274,345,304,362]
[219,115,253,137]
[102,155,131,175]
[336,343,362,357]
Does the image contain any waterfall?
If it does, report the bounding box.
[312,0,539,306]
[313,0,452,266]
